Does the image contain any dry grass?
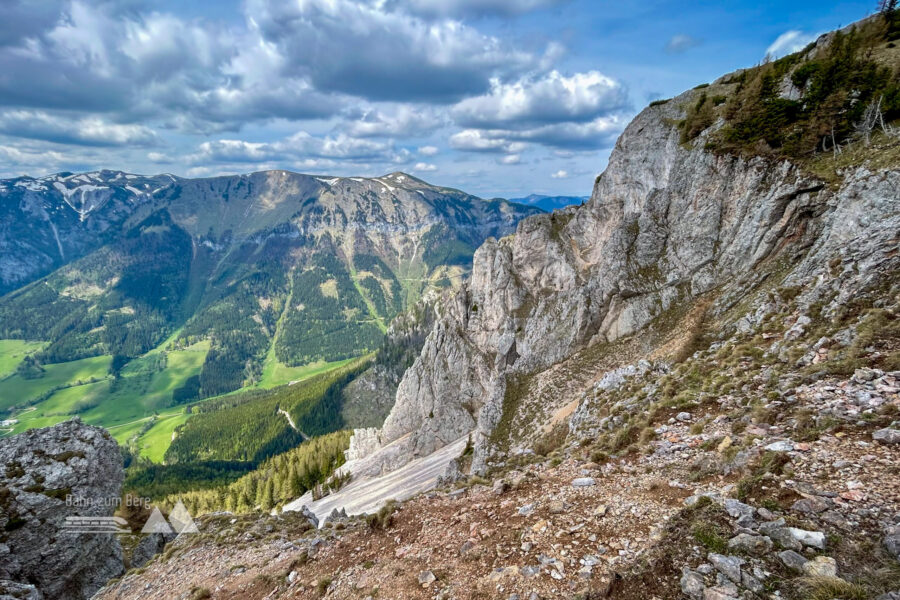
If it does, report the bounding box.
[795,576,868,600]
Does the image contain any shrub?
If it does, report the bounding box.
[316,577,333,596]
[692,521,728,553]
[366,500,398,531]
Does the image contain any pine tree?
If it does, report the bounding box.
[260,479,274,512]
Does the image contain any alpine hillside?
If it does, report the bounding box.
[0,170,539,454]
[85,14,900,600]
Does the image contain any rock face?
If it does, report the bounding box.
[357,74,900,474]
[0,419,125,600]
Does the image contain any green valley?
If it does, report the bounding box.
[0,168,539,464]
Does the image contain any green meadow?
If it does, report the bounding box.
[257,354,358,389]
[0,338,362,463]
[0,340,209,462]
[0,340,45,378]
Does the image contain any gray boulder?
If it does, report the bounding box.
[0,580,42,600]
[874,428,900,445]
[778,550,809,571]
[884,524,900,561]
[0,419,124,600]
[727,533,772,555]
[680,567,706,600]
[300,505,319,528]
[707,553,744,584]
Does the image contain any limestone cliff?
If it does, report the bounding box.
[363,69,900,474]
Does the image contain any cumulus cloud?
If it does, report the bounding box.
[766,30,818,58]
[0,0,66,49]
[343,106,444,137]
[448,70,628,152]
[449,129,527,154]
[503,115,625,150]
[384,0,567,18]
[246,0,540,103]
[0,145,66,169]
[452,71,627,128]
[664,34,701,54]
[147,151,172,163]
[190,131,410,166]
[3,0,541,134]
[0,1,341,133]
[550,169,568,179]
[0,0,627,181]
[0,110,158,146]
[451,112,625,153]
[413,162,438,172]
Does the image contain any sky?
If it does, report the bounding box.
[0,0,878,198]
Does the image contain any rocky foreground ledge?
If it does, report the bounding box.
[0,419,125,600]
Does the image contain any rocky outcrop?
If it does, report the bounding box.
[129,533,175,570]
[0,419,125,600]
[357,75,900,474]
[340,291,440,430]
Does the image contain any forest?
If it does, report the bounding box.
[153,431,352,515]
[0,211,192,365]
[163,357,370,463]
[680,15,900,159]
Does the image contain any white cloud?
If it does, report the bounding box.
[499,154,521,165]
[450,113,625,153]
[449,129,527,153]
[551,169,568,179]
[664,34,700,54]
[413,162,438,172]
[418,145,439,156]
[452,70,627,128]
[502,115,625,149]
[343,106,444,137]
[246,0,541,103]
[147,152,172,163]
[190,131,410,166]
[765,30,817,58]
[385,0,566,18]
[0,145,66,170]
[0,110,158,146]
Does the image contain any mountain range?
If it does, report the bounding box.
[0,170,538,445]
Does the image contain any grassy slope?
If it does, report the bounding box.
[0,355,111,412]
[0,335,367,463]
[0,339,209,461]
[258,356,358,389]
[0,340,45,378]
[348,265,388,334]
[136,413,191,462]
